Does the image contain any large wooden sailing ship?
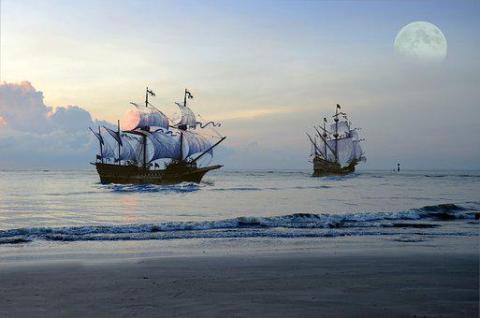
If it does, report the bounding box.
[306,104,365,177]
[90,88,226,184]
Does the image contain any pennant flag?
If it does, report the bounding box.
[185,89,193,99]
[147,89,156,97]
[336,104,341,109]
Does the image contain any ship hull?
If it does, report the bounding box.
[94,162,222,185]
[312,157,357,177]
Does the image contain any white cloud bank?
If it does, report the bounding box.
[0,81,105,168]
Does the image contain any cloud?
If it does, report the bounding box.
[0,81,103,168]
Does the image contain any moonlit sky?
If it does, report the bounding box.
[0,0,479,169]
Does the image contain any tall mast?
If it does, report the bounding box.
[306,133,321,158]
[334,105,339,163]
[117,120,121,165]
[98,126,104,164]
[314,127,336,156]
[183,88,187,107]
[323,117,327,160]
[143,87,152,170]
[143,134,147,171]
[145,86,149,108]
[179,131,184,161]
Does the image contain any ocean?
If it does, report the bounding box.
[0,169,478,246]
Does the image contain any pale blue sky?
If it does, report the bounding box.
[0,0,479,169]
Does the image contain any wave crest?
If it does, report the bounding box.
[0,203,477,244]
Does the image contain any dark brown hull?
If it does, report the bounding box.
[312,157,357,177]
[94,162,222,185]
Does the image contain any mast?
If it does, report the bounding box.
[178,87,189,161]
[323,117,327,160]
[117,120,121,165]
[98,126,104,164]
[306,133,321,157]
[184,88,187,107]
[179,131,184,161]
[334,104,339,163]
[314,127,336,156]
[145,86,149,107]
[143,134,147,171]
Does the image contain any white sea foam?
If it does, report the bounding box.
[0,203,477,244]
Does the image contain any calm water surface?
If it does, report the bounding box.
[0,169,478,243]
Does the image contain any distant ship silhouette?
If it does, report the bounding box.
[307,104,366,176]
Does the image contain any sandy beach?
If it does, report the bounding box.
[0,236,478,317]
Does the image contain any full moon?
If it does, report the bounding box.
[394,21,447,62]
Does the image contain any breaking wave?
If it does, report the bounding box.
[0,203,478,244]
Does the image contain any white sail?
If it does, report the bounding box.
[353,140,364,161]
[122,109,169,131]
[101,140,115,159]
[327,137,355,166]
[147,130,212,162]
[130,134,156,164]
[175,102,197,128]
[118,134,140,162]
[325,140,337,162]
[349,129,359,140]
[90,128,116,160]
[148,131,183,162]
[324,141,335,161]
[337,137,355,166]
[330,120,350,136]
[183,131,212,157]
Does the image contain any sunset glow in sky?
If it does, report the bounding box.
[0,0,479,169]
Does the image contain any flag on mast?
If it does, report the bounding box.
[185,89,193,99]
[147,89,156,97]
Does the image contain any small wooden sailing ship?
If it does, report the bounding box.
[90,88,226,184]
[306,104,365,177]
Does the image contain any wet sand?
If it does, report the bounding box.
[0,237,478,317]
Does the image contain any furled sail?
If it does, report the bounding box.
[122,109,169,131]
[175,102,197,128]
